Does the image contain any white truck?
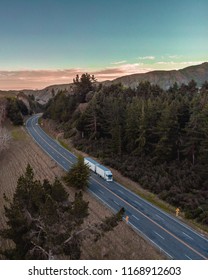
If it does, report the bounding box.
[84,157,113,182]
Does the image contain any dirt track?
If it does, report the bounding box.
[0,124,164,259]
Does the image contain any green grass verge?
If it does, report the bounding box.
[11,127,26,140]
[58,139,72,152]
[38,117,42,125]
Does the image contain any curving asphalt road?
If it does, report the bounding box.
[26,114,208,260]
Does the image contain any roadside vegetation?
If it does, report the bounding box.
[42,75,208,226]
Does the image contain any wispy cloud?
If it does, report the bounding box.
[168,55,182,59]
[138,56,155,60]
[0,63,153,90]
[0,69,83,90]
[111,60,127,65]
[156,61,204,66]
[94,63,152,80]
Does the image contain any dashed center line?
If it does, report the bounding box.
[132,215,140,221]
[156,214,164,221]
[185,254,192,260]
[134,200,142,206]
[113,200,120,206]
[154,231,165,240]
[182,232,194,240]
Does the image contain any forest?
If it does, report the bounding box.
[43,74,208,226]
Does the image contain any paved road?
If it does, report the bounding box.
[26,114,208,260]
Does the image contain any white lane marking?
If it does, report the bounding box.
[118,190,124,194]
[128,222,173,259]
[185,254,192,260]
[113,200,120,206]
[182,232,194,240]
[33,115,76,160]
[98,189,104,194]
[156,214,164,221]
[88,190,116,214]
[26,127,68,172]
[154,231,165,240]
[132,215,140,221]
[31,122,73,165]
[134,200,142,206]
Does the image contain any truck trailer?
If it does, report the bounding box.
[84,157,98,172]
[84,157,113,182]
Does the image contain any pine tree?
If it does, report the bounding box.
[153,101,179,161]
[73,73,96,103]
[64,156,90,189]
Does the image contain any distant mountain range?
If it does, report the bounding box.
[1,62,208,104]
[104,62,208,89]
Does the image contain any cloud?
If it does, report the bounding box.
[156,61,174,65]
[0,63,153,90]
[168,55,182,59]
[156,61,204,66]
[0,69,83,90]
[111,60,127,65]
[138,56,155,60]
[93,63,151,80]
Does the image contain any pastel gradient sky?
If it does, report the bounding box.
[0,0,208,90]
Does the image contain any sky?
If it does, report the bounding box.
[0,0,208,90]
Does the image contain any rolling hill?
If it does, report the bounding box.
[104,62,208,89]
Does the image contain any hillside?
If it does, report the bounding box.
[0,90,17,98]
[105,62,208,89]
[22,83,75,104]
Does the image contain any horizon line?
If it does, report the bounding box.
[0,61,207,91]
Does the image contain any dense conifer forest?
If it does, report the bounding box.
[43,74,208,226]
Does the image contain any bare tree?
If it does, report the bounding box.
[0,127,11,154]
[0,100,7,125]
